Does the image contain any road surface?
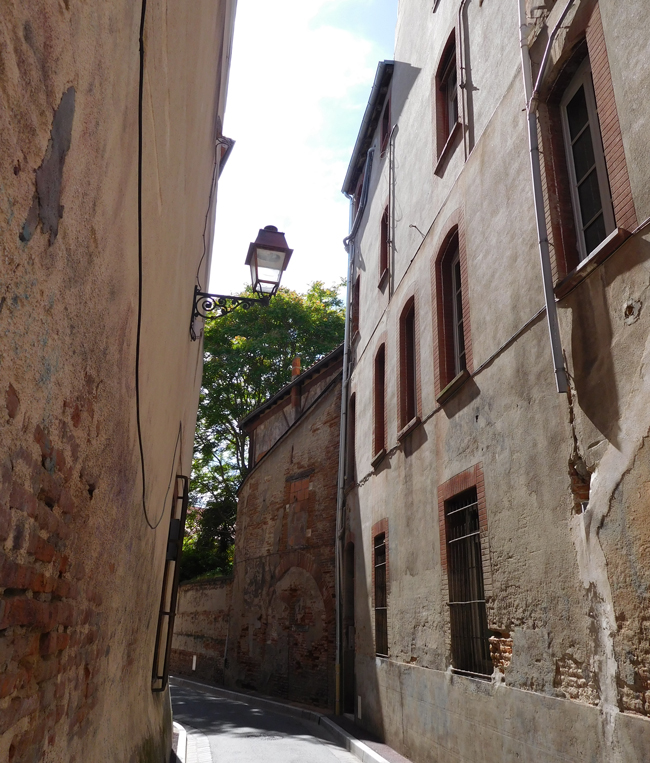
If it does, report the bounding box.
[170,680,361,763]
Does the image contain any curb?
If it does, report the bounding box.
[172,721,187,763]
[169,675,390,763]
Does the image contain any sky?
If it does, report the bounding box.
[208,0,398,297]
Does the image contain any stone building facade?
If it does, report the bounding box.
[0,1,236,761]
[340,1,650,761]
[212,347,342,708]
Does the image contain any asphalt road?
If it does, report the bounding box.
[170,681,361,763]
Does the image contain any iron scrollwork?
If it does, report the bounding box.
[190,286,270,340]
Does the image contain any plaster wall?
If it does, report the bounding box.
[0,1,235,760]
[169,578,232,685]
[345,0,650,761]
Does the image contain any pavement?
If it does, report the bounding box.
[169,675,413,763]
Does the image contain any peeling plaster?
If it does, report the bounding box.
[20,87,75,245]
[569,330,650,758]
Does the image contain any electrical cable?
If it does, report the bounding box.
[195,136,231,290]
[136,0,166,530]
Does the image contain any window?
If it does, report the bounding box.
[435,228,470,398]
[353,172,364,218]
[560,58,615,261]
[373,345,386,457]
[380,97,391,154]
[379,206,389,280]
[399,300,417,428]
[449,245,466,377]
[374,532,388,656]
[352,275,360,337]
[346,393,356,486]
[436,33,459,157]
[445,487,491,677]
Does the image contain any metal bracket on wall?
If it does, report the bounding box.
[152,475,190,692]
[190,286,270,340]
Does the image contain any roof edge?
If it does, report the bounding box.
[342,60,394,196]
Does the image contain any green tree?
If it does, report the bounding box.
[180,282,345,582]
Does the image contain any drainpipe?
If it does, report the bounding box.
[458,0,470,161]
[388,124,398,298]
[335,148,375,715]
[518,0,568,393]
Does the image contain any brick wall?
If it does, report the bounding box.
[224,367,341,709]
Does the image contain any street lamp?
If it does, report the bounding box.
[191,225,293,340]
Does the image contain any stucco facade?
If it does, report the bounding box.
[0,1,235,761]
[341,1,650,761]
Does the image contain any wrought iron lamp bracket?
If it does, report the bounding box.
[190,286,270,340]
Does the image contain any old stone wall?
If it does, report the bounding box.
[224,370,341,709]
[169,578,232,685]
[343,0,650,761]
[0,1,235,761]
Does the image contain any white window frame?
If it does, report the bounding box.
[560,58,615,262]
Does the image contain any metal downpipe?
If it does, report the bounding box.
[518,0,568,393]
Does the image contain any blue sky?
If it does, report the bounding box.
[209,0,398,297]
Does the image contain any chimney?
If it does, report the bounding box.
[291,357,301,413]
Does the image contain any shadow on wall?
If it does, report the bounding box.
[568,237,650,449]
[344,490,385,740]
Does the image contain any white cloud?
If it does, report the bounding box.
[208,0,386,296]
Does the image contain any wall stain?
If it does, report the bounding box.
[20,87,75,245]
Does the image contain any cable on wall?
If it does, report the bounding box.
[136,0,170,530]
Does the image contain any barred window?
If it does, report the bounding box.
[445,487,491,677]
[374,533,388,657]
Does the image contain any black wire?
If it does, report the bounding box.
[136,0,165,530]
[195,137,226,290]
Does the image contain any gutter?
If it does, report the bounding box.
[517,0,569,393]
[336,145,375,715]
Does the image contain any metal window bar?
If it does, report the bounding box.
[445,488,492,677]
[374,534,388,656]
[152,475,190,692]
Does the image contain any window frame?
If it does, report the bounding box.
[444,487,492,678]
[435,32,459,159]
[399,299,418,430]
[449,246,466,378]
[373,531,388,657]
[560,58,615,262]
[352,275,361,338]
[379,206,389,283]
[373,344,386,458]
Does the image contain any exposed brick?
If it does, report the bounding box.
[9,483,39,518]
[0,694,38,735]
[5,384,20,419]
[34,538,57,564]
[0,598,57,631]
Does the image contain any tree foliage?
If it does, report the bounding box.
[180,282,345,582]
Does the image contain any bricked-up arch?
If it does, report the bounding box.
[272,552,335,620]
[431,209,473,397]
